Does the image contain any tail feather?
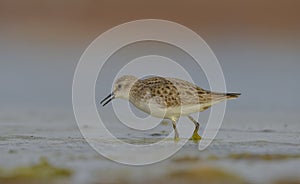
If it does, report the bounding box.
[226,93,241,99]
[200,92,241,108]
[209,92,241,101]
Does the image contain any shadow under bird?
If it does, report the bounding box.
[101,75,240,141]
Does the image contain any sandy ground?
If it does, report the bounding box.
[0,110,300,184]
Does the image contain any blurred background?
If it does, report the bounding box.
[1,1,300,184]
[1,0,299,112]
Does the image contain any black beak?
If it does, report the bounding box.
[100,93,115,107]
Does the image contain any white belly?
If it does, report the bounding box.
[132,101,207,119]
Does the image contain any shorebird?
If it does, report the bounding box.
[101,75,240,141]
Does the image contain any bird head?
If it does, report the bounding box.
[100,75,138,106]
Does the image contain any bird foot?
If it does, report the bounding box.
[190,132,202,143]
[174,137,180,142]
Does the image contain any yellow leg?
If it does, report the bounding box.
[171,119,180,142]
[188,115,202,143]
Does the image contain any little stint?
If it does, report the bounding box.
[101,75,240,141]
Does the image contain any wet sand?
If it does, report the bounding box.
[0,110,300,184]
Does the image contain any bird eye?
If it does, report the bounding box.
[118,84,122,89]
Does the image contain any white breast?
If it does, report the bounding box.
[132,99,208,119]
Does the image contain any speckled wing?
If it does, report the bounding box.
[165,77,213,106]
[167,77,241,108]
[129,77,215,108]
[129,77,178,108]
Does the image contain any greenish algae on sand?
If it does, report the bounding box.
[196,153,300,162]
[0,157,72,184]
[172,156,200,163]
[159,166,247,184]
[227,153,300,161]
